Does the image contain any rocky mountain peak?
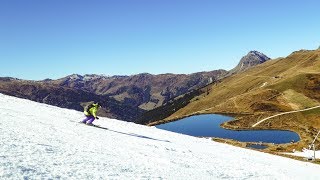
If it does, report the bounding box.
[229,51,270,75]
[246,51,270,63]
[66,74,83,80]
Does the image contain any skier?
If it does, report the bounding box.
[81,102,101,125]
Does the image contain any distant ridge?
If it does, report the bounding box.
[50,70,227,111]
[0,50,270,122]
[0,70,227,121]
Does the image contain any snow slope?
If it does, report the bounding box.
[285,149,320,160]
[1,94,320,179]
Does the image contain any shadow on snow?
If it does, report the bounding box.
[89,124,171,143]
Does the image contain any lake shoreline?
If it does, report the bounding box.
[156,114,300,145]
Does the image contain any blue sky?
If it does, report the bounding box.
[0,0,319,80]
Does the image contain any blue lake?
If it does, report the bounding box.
[156,114,300,144]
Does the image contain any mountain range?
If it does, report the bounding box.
[50,70,227,110]
[0,51,270,121]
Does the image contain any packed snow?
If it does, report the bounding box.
[1,94,320,179]
[285,149,320,160]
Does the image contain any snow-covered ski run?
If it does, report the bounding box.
[1,93,320,179]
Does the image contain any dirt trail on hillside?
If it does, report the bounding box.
[252,105,320,127]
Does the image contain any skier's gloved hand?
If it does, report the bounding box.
[96,117,99,120]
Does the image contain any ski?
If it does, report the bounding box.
[78,122,108,130]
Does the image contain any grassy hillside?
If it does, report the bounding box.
[161,49,320,151]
